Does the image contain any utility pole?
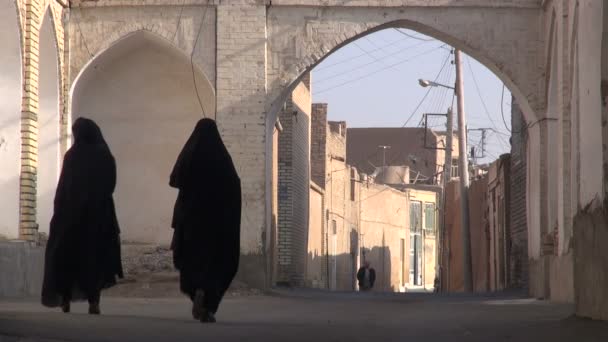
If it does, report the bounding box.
[455,49,473,292]
[439,107,453,293]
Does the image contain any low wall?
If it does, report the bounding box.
[0,241,44,298]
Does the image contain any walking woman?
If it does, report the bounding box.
[170,118,241,323]
[41,117,123,314]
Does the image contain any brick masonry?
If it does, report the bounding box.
[509,96,528,289]
[310,103,327,189]
[14,0,68,241]
[277,79,311,286]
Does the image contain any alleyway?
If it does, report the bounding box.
[0,291,606,342]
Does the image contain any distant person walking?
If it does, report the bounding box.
[170,118,241,323]
[42,117,123,315]
[357,261,376,291]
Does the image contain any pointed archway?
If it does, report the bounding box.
[37,9,61,235]
[70,30,216,244]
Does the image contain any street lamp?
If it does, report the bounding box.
[418,79,454,90]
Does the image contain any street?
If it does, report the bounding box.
[1,290,607,342]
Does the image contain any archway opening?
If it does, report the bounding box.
[71,30,216,244]
[37,9,61,235]
[0,1,22,239]
[269,24,533,294]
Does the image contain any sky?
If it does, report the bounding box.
[311,28,513,165]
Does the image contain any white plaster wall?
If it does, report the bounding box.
[37,10,61,235]
[71,31,215,244]
[0,1,22,239]
[576,1,604,206]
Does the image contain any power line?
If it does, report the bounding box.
[381,50,452,168]
[352,41,396,71]
[74,7,94,58]
[314,35,417,72]
[314,44,447,96]
[464,56,509,149]
[393,28,435,42]
[400,50,452,128]
[171,0,187,43]
[315,40,433,84]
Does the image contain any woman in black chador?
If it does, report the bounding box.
[41,117,123,315]
[170,118,241,323]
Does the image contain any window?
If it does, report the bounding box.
[410,201,421,232]
[451,160,459,178]
[331,219,337,235]
[424,203,436,234]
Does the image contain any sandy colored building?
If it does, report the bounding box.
[306,107,439,292]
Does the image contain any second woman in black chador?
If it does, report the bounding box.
[41,117,123,315]
[170,118,242,323]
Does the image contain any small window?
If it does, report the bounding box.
[410,201,422,232]
[451,160,459,178]
[332,220,337,235]
[424,203,436,234]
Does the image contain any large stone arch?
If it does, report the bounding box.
[70,30,216,244]
[37,8,62,235]
[0,0,23,239]
[265,5,543,125]
[262,6,544,271]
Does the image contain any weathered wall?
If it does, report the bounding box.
[0,0,23,239]
[359,183,407,292]
[469,176,489,293]
[277,79,311,286]
[307,183,325,288]
[570,0,608,318]
[311,103,327,188]
[509,97,528,289]
[443,179,491,293]
[443,155,512,294]
[216,4,268,288]
[325,121,358,291]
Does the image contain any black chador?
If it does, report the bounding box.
[41,117,123,315]
[170,118,241,323]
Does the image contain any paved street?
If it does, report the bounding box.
[0,290,607,342]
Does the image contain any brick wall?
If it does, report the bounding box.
[277,80,311,286]
[509,97,529,289]
[18,0,68,241]
[216,4,268,288]
[311,103,327,188]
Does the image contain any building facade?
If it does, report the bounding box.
[306,108,439,292]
